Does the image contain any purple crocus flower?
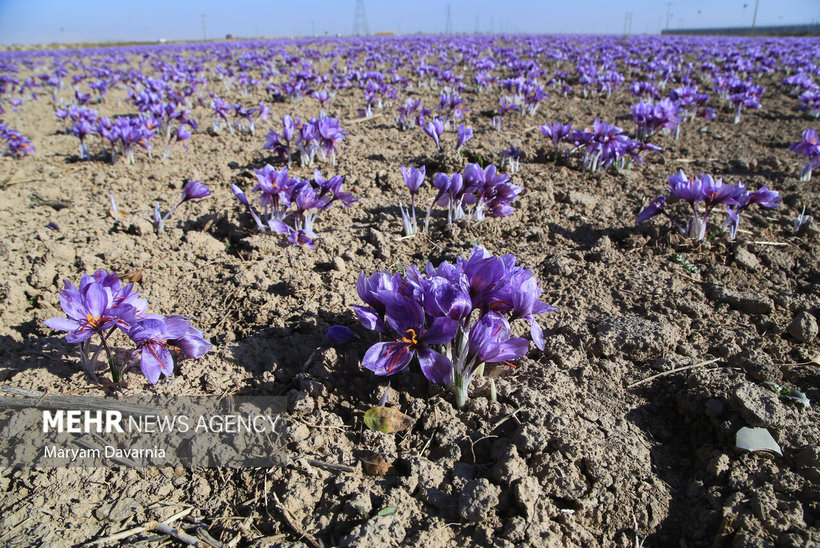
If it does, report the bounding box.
[423,118,445,150]
[464,312,529,369]
[326,325,357,345]
[127,317,189,384]
[361,295,457,383]
[165,315,212,359]
[154,180,212,233]
[181,180,212,201]
[667,170,704,204]
[400,165,426,236]
[44,279,134,344]
[747,185,781,208]
[788,129,820,181]
[635,196,667,224]
[401,165,426,195]
[456,124,473,153]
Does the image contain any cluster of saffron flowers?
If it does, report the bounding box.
[263,112,346,167]
[789,129,820,182]
[44,270,211,384]
[410,163,521,229]
[0,122,34,158]
[631,99,681,141]
[210,96,270,135]
[636,170,781,240]
[232,164,356,249]
[540,119,660,171]
[351,247,555,408]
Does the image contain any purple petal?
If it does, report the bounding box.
[163,316,190,339]
[173,331,212,359]
[83,282,109,319]
[58,285,87,321]
[420,316,459,345]
[140,342,173,384]
[530,318,545,351]
[326,325,357,344]
[486,337,530,363]
[44,317,79,333]
[416,346,453,384]
[354,305,386,333]
[361,341,414,376]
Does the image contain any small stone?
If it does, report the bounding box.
[595,316,681,361]
[707,453,730,477]
[733,383,781,427]
[565,191,598,209]
[48,243,76,263]
[339,515,406,547]
[730,348,782,383]
[286,390,314,415]
[95,498,143,522]
[29,263,56,289]
[513,476,542,519]
[706,285,773,315]
[332,255,346,273]
[459,478,500,522]
[513,424,548,454]
[125,216,154,236]
[184,231,225,258]
[734,247,759,271]
[788,310,818,343]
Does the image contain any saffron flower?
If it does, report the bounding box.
[788,129,820,181]
[423,118,445,151]
[154,180,212,233]
[361,296,458,384]
[400,165,425,236]
[456,124,473,154]
[45,270,210,384]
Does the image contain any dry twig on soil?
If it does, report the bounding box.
[627,358,721,388]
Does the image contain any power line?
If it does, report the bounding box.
[445,4,452,34]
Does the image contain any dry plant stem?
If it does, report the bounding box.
[153,522,206,546]
[85,507,193,546]
[343,112,382,125]
[306,458,358,473]
[750,241,788,247]
[196,527,226,548]
[627,358,721,388]
[271,492,323,548]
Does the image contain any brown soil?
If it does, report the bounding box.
[0,39,818,547]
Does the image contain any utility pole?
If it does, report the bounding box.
[752,0,759,28]
[445,4,453,34]
[474,14,480,34]
[201,14,207,41]
[623,12,633,35]
[665,2,672,30]
[353,0,369,36]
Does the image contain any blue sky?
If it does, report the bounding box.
[0,0,817,45]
